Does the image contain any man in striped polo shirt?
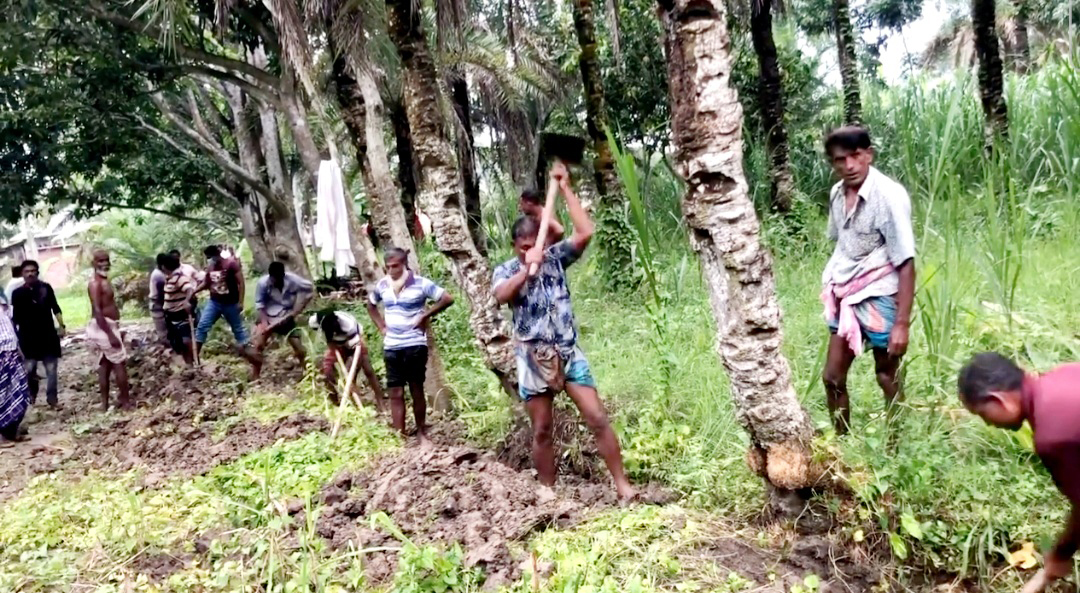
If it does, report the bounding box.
[367,248,454,444]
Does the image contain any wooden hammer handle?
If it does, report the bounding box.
[529,164,562,276]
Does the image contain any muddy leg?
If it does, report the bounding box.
[873,348,903,434]
[408,381,429,444]
[525,395,557,487]
[565,383,635,500]
[115,362,131,409]
[388,387,407,436]
[98,360,111,411]
[287,335,307,367]
[322,348,340,405]
[823,334,857,435]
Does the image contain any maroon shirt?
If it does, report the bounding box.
[206,258,242,306]
[1022,363,1080,505]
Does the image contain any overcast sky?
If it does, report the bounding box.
[873,0,950,83]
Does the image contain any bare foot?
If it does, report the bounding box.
[616,483,638,504]
[416,432,434,449]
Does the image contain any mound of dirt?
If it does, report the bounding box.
[315,443,627,588]
[0,328,324,501]
[70,396,328,483]
[496,402,604,479]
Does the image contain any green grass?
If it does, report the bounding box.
[54,285,90,328]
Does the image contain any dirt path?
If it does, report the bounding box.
[0,324,323,502]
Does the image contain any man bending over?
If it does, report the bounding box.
[253,262,314,375]
[493,162,635,501]
[959,353,1080,593]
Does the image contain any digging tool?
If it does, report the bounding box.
[530,133,587,276]
[330,346,363,439]
[188,314,200,367]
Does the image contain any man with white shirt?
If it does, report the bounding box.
[366,248,453,444]
[819,126,916,434]
[253,262,314,374]
[2,265,23,317]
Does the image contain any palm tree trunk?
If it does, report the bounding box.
[391,99,420,234]
[750,0,794,212]
[1010,0,1031,74]
[833,0,862,124]
[972,0,1009,142]
[451,72,486,256]
[570,0,637,288]
[657,0,814,493]
[384,0,518,396]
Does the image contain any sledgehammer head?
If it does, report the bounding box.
[539,133,587,166]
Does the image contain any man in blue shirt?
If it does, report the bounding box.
[493,163,635,501]
[253,262,315,376]
[367,249,454,444]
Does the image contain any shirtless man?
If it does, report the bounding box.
[87,249,131,410]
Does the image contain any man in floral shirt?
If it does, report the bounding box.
[493,162,634,501]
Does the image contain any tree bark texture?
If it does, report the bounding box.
[570,0,637,287]
[391,100,420,233]
[832,0,862,125]
[973,0,1009,142]
[750,0,795,213]
[332,56,415,257]
[451,72,486,255]
[1010,0,1031,74]
[384,0,518,396]
[657,0,814,490]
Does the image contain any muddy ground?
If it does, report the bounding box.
[0,326,966,592]
[0,324,321,501]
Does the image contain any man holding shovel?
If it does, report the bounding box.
[493,162,635,501]
[252,262,314,376]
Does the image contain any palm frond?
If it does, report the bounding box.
[129,0,195,52]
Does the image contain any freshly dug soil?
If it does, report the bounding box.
[0,326,321,501]
[316,445,628,588]
[495,401,605,480]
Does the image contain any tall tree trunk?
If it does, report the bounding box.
[570,0,637,288]
[832,0,862,125]
[391,100,420,234]
[1010,0,1031,74]
[451,72,486,255]
[237,187,274,272]
[973,0,1009,143]
[280,73,382,288]
[384,0,518,396]
[222,82,309,277]
[751,0,795,213]
[255,103,310,277]
[332,56,410,252]
[657,0,814,492]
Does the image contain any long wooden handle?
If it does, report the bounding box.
[529,164,561,276]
